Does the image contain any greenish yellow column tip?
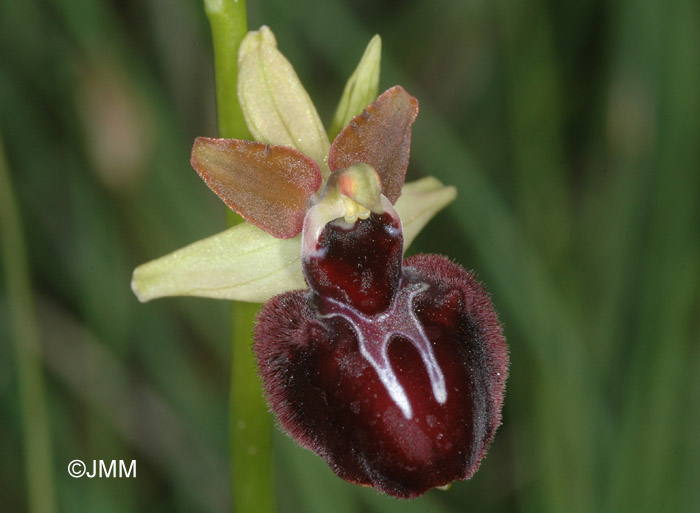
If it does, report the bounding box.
[337,163,384,214]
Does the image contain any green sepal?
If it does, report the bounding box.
[328,35,381,140]
[238,26,331,178]
[132,222,305,304]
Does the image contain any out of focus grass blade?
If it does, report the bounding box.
[3,1,231,511]
[682,332,700,513]
[37,297,230,513]
[496,0,571,264]
[607,0,700,510]
[276,435,359,513]
[0,134,58,513]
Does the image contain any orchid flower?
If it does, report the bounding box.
[132,28,454,304]
[131,26,508,499]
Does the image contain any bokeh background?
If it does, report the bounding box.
[1,0,699,512]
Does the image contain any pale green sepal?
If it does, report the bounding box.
[395,176,457,249]
[131,222,305,304]
[328,35,382,140]
[238,26,331,178]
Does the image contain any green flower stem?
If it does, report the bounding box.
[203,2,275,512]
[0,135,57,513]
[230,301,275,513]
[205,0,252,142]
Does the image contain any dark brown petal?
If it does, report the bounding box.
[191,137,322,239]
[329,86,418,204]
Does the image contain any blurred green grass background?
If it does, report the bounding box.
[1,0,699,512]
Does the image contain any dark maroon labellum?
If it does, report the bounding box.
[254,203,508,498]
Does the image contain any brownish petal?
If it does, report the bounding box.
[191,137,322,239]
[328,86,418,204]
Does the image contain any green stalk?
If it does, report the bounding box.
[0,135,57,513]
[203,2,276,512]
[204,0,252,142]
[229,301,275,513]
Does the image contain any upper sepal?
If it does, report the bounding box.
[329,86,418,204]
[238,26,331,177]
[328,34,381,140]
[191,137,322,239]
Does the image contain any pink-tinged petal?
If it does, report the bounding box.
[329,86,418,204]
[191,137,322,239]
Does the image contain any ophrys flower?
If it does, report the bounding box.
[131,26,508,499]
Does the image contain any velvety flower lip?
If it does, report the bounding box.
[255,249,508,498]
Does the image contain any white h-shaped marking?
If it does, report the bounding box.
[318,280,447,419]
